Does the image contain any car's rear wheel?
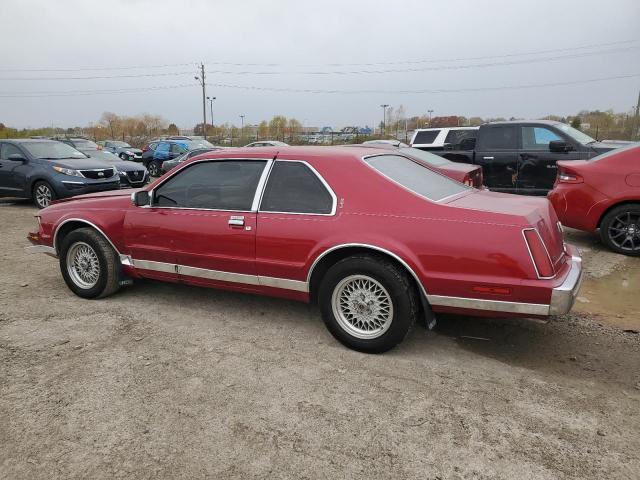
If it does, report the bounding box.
[32,181,55,209]
[600,204,640,256]
[148,160,162,177]
[59,228,121,298]
[318,254,418,353]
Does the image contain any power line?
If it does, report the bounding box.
[0,62,197,73]
[0,84,195,98]
[203,46,639,75]
[205,73,640,95]
[0,71,193,81]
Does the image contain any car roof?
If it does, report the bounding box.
[485,120,563,126]
[2,138,61,144]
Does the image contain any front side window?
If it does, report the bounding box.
[170,143,184,154]
[480,126,518,150]
[153,160,266,211]
[364,154,469,202]
[521,126,562,150]
[0,143,23,159]
[260,161,334,214]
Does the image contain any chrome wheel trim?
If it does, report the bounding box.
[35,184,52,208]
[148,162,159,176]
[331,274,394,340]
[66,242,101,289]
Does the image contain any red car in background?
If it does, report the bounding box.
[548,144,640,256]
[27,146,581,353]
[353,143,483,187]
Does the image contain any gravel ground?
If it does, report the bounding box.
[1,199,639,479]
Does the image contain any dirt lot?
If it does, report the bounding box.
[1,199,639,480]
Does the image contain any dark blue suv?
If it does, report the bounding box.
[142,139,214,177]
[0,139,121,208]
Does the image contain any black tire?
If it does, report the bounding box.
[599,204,640,256]
[148,160,162,177]
[32,180,56,209]
[318,254,419,353]
[59,227,121,299]
[119,153,129,161]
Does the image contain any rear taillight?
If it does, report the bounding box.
[557,166,583,184]
[523,228,555,278]
[463,175,473,186]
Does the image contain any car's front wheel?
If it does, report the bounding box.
[148,160,162,177]
[32,181,55,209]
[600,204,640,256]
[59,228,121,298]
[318,254,418,353]
[119,153,129,161]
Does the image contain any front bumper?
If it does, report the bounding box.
[549,255,583,315]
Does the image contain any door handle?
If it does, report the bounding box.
[482,156,494,160]
[228,215,245,226]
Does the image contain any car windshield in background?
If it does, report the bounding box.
[413,130,440,144]
[23,142,87,160]
[112,141,131,147]
[399,147,449,166]
[555,124,596,145]
[73,139,99,149]
[88,150,119,162]
[186,140,214,150]
[364,154,469,202]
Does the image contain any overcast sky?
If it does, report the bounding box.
[2,0,639,129]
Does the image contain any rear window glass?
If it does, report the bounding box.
[412,130,440,145]
[364,154,469,202]
[398,147,449,166]
[589,144,640,162]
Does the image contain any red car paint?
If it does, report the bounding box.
[30,146,581,318]
[548,145,640,232]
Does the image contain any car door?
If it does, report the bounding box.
[255,159,337,293]
[0,142,29,195]
[124,158,269,290]
[474,125,519,193]
[153,142,171,161]
[517,125,582,195]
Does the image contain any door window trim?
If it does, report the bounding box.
[257,159,337,216]
[144,157,273,213]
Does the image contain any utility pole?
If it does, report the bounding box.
[380,104,389,137]
[194,63,207,140]
[428,109,434,127]
[240,115,245,143]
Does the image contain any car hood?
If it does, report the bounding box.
[52,188,142,204]
[112,160,146,172]
[51,158,114,170]
[119,147,143,154]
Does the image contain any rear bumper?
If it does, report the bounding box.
[549,254,583,315]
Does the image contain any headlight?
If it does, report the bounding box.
[53,166,83,177]
[125,151,133,156]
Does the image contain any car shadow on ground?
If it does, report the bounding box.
[0,198,34,209]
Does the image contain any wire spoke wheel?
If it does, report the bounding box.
[66,241,101,289]
[331,274,394,340]
[35,184,52,208]
[608,211,640,252]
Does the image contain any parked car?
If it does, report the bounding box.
[244,141,289,147]
[27,146,582,353]
[86,150,149,188]
[160,148,223,174]
[0,139,120,208]
[142,139,215,177]
[410,127,479,151]
[548,144,640,256]
[58,137,102,153]
[349,144,483,188]
[101,141,143,162]
[429,121,624,195]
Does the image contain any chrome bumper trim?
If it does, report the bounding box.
[25,245,57,257]
[427,295,549,316]
[549,255,583,315]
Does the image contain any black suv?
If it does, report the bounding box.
[0,139,120,208]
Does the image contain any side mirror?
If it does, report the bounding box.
[549,140,573,153]
[7,153,27,162]
[132,190,150,207]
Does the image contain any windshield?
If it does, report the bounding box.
[87,150,119,162]
[399,147,449,166]
[364,154,469,202]
[555,124,596,145]
[23,142,87,160]
[186,139,214,150]
[112,141,131,147]
[72,139,99,149]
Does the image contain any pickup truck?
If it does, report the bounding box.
[428,120,626,195]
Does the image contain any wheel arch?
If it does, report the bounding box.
[597,200,640,228]
[307,243,429,305]
[53,218,121,257]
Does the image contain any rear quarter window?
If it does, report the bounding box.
[412,130,440,145]
[364,154,469,202]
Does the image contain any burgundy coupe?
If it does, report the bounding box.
[27,146,582,353]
